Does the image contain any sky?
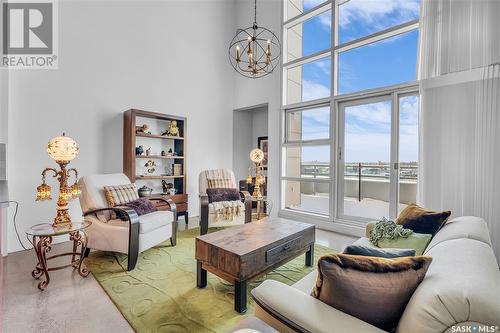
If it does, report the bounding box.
[291,0,420,163]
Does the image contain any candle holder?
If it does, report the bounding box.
[36,133,81,227]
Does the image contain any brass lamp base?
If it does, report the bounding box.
[53,208,72,227]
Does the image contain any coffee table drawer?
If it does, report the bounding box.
[266,236,303,263]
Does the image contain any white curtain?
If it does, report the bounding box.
[419,0,500,259]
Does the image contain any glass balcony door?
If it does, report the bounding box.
[338,95,394,222]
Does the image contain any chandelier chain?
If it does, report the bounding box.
[254,0,257,25]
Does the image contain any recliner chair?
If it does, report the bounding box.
[78,173,177,270]
[199,169,252,235]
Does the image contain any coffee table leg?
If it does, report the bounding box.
[197,260,207,288]
[235,280,247,313]
[305,244,314,267]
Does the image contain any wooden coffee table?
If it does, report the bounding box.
[195,218,315,313]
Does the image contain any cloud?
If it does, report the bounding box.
[340,0,420,30]
[302,80,330,101]
[346,101,392,126]
[304,0,327,10]
[318,11,331,30]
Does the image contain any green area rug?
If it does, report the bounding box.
[85,227,333,333]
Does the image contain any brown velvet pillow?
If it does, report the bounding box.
[396,204,451,236]
[311,254,432,332]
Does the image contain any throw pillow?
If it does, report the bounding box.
[206,188,241,203]
[311,254,432,332]
[396,204,451,236]
[343,245,416,258]
[207,178,233,189]
[103,184,139,207]
[377,232,432,256]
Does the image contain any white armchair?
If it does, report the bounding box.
[78,173,177,271]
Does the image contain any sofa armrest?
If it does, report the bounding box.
[251,280,384,333]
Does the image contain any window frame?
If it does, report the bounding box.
[280,0,420,226]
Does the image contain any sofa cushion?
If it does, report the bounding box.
[396,204,451,236]
[344,245,416,258]
[425,216,492,253]
[138,211,173,234]
[397,238,500,333]
[312,254,432,332]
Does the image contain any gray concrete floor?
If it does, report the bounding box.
[2,217,356,333]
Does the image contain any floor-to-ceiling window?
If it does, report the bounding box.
[281,0,420,225]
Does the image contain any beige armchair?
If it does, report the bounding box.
[78,173,177,271]
[199,169,252,235]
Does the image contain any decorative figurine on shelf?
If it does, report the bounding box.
[136,145,144,156]
[166,148,173,157]
[161,150,166,156]
[146,147,151,156]
[162,180,173,194]
[167,188,177,195]
[138,185,153,198]
[144,160,157,174]
[136,124,151,135]
[161,120,179,137]
[36,133,81,227]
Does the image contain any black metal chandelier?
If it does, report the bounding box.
[228,0,281,78]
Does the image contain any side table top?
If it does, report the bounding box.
[196,218,315,257]
[26,221,91,237]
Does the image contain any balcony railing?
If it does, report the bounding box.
[298,162,418,203]
[300,162,417,180]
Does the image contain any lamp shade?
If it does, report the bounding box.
[47,133,79,162]
[250,148,264,163]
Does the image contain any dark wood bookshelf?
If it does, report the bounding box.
[123,109,188,223]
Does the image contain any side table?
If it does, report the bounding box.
[26,221,91,290]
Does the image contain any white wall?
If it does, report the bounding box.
[233,0,281,217]
[252,106,268,146]
[233,110,253,182]
[6,0,237,253]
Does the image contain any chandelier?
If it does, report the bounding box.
[228,0,281,78]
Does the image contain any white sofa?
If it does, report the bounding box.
[251,216,500,332]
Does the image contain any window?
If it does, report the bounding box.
[286,56,331,105]
[281,0,420,223]
[338,30,418,94]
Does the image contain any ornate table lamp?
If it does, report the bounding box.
[247,148,267,219]
[248,148,266,200]
[36,133,81,227]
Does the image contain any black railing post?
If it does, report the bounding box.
[358,162,362,202]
